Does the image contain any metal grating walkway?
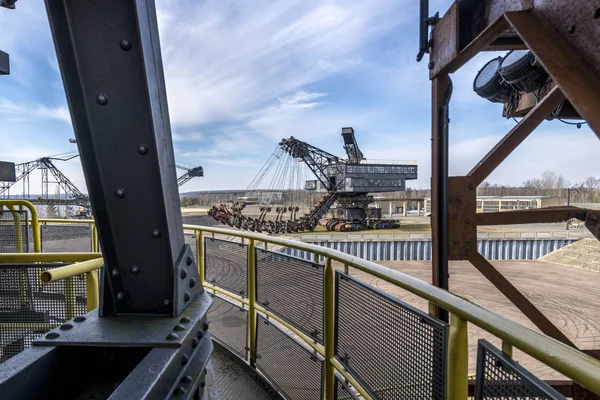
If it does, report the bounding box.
[206,345,274,400]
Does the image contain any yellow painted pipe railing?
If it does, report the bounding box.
[2,211,600,398]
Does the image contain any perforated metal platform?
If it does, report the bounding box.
[207,345,274,400]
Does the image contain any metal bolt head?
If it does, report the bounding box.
[189,278,196,288]
[138,144,148,155]
[173,387,187,396]
[111,268,119,277]
[192,337,199,348]
[197,330,204,340]
[180,317,192,324]
[181,375,192,384]
[152,229,161,238]
[74,316,86,323]
[96,94,108,105]
[184,292,191,302]
[115,188,126,198]
[203,320,209,331]
[428,61,434,70]
[180,268,188,279]
[130,266,140,275]
[568,24,576,34]
[181,354,189,365]
[59,323,73,331]
[120,39,132,51]
[46,332,60,340]
[163,299,170,306]
[116,291,125,301]
[173,324,186,332]
[186,255,193,266]
[166,333,179,341]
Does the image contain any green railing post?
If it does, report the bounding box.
[248,239,257,364]
[86,270,99,312]
[448,313,468,400]
[324,258,335,400]
[197,230,205,281]
[502,340,513,358]
[91,223,99,253]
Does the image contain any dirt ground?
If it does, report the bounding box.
[339,259,600,380]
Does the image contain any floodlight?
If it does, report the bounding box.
[473,57,514,103]
[499,50,548,93]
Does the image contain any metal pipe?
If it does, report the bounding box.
[40,258,103,283]
[197,231,205,281]
[448,313,468,399]
[247,239,257,364]
[1,200,41,252]
[324,258,335,400]
[1,252,101,264]
[86,270,99,311]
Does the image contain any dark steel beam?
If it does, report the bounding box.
[470,252,575,348]
[505,11,600,137]
[431,73,450,322]
[476,206,587,226]
[0,50,8,75]
[468,86,565,187]
[45,0,202,316]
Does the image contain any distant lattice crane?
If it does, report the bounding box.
[176,164,203,187]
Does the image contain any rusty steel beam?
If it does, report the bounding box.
[468,86,565,186]
[470,252,576,348]
[585,211,600,242]
[505,11,600,137]
[476,206,587,226]
[448,177,477,261]
[430,11,508,78]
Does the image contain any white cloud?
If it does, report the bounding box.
[156,0,409,127]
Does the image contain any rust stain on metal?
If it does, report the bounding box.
[448,176,476,261]
[429,2,459,79]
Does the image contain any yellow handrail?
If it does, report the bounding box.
[188,225,600,395]
[6,218,600,396]
[1,200,41,252]
[40,258,104,283]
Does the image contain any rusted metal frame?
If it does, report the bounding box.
[584,211,600,242]
[476,206,587,226]
[468,86,566,186]
[448,177,476,261]
[467,380,573,397]
[430,12,508,78]
[431,73,451,321]
[505,11,600,137]
[470,252,575,348]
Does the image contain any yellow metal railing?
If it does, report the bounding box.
[1,208,600,398]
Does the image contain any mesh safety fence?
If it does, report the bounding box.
[41,224,92,253]
[475,340,566,399]
[335,271,448,399]
[0,264,87,363]
[207,294,248,360]
[335,376,359,400]
[255,248,323,343]
[204,237,247,297]
[0,210,29,253]
[256,315,323,400]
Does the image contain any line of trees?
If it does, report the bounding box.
[179,171,600,206]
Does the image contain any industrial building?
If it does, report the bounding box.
[423,195,563,215]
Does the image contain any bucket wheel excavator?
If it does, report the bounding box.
[208,127,417,233]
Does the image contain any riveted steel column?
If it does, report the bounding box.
[45,0,198,316]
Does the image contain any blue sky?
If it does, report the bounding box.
[1,0,599,194]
